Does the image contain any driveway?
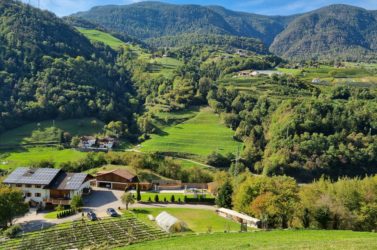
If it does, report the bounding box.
[14,187,216,232]
[83,187,124,217]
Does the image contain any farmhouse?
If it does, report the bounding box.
[94,169,151,190]
[3,167,93,207]
[79,136,116,150]
[79,136,96,149]
[216,208,261,228]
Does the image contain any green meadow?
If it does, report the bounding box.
[77,28,127,49]
[0,118,104,148]
[141,108,242,156]
[130,208,240,233]
[120,230,377,250]
[0,147,86,171]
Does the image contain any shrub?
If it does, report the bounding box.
[164,197,167,202]
[148,197,152,202]
[171,195,175,203]
[4,225,21,238]
[154,195,159,203]
[178,197,181,203]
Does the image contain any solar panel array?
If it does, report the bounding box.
[64,173,88,190]
[3,167,60,185]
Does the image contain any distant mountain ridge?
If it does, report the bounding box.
[72,2,377,60]
[72,1,293,46]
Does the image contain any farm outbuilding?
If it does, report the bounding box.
[155,212,187,233]
[216,208,261,228]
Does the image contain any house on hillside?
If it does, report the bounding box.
[79,136,96,149]
[94,169,150,190]
[78,136,116,151]
[2,167,93,208]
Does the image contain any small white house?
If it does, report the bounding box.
[79,136,96,149]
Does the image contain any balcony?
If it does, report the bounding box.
[44,198,71,205]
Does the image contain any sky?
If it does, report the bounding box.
[25,0,377,17]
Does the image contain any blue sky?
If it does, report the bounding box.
[26,0,377,17]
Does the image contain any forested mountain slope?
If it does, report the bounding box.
[270,5,377,60]
[72,2,377,60]
[71,1,292,46]
[0,0,137,133]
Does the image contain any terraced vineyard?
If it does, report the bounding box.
[0,215,167,250]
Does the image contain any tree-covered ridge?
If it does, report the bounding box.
[73,2,377,61]
[145,34,269,54]
[71,1,291,46]
[270,5,377,61]
[0,0,137,133]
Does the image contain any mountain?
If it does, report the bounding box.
[72,2,377,60]
[0,0,136,133]
[270,5,377,60]
[71,1,293,46]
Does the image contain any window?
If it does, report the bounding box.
[34,193,41,197]
[25,184,32,188]
[35,185,41,188]
[16,184,22,188]
[26,193,32,197]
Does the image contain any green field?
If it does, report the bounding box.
[0,118,104,148]
[77,28,127,49]
[0,147,86,171]
[119,230,377,250]
[148,57,183,78]
[130,208,240,233]
[141,107,242,156]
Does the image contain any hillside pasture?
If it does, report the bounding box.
[0,118,104,149]
[141,107,242,156]
[0,147,86,171]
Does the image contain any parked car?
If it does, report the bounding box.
[106,208,118,217]
[87,211,97,221]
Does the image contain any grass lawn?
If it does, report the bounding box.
[141,107,242,156]
[0,147,86,171]
[130,208,240,233]
[0,117,104,147]
[119,230,377,250]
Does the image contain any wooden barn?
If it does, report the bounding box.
[94,169,151,191]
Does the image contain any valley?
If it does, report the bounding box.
[1,0,377,249]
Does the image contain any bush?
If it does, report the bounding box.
[154,195,159,203]
[164,197,167,202]
[57,209,76,219]
[148,197,152,202]
[171,195,175,203]
[178,197,181,203]
[4,225,21,238]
